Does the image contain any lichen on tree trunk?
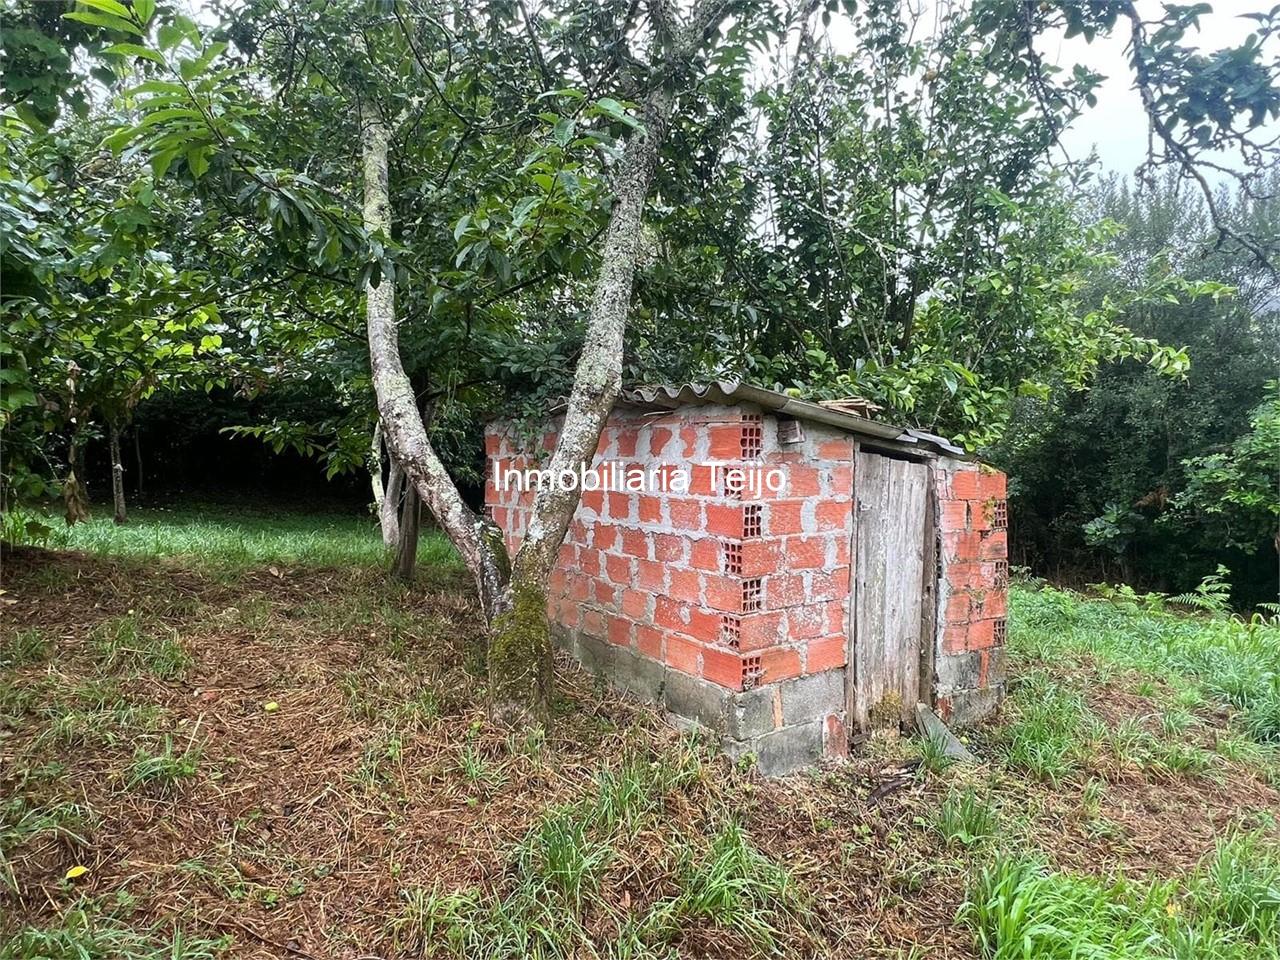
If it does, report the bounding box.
[109,421,127,525]
[487,581,553,726]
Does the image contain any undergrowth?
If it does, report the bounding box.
[1012,584,1280,744]
[963,831,1280,960]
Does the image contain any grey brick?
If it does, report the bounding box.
[947,685,1004,727]
[662,671,730,732]
[934,651,982,693]
[722,720,825,776]
[780,670,845,726]
[611,647,665,700]
[726,686,775,740]
[571,630,617,679]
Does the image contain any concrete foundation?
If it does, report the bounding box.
[558,627,844,775]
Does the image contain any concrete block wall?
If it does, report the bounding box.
[933,460,1009,725]
[485,404,853,773]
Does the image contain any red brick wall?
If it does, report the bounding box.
[485,406,854,694]
[934,463,1008,720]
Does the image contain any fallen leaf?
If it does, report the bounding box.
[263,701,279,713]
[65,865,90,880]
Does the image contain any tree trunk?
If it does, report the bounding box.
[109,421,127,525]
[360,3,719,726]
[383,457,404,546]
[486,88,674,722]
[370,421,403,548]
[134,426,144,497]
[63,429,91,526]
[360,103,510,613]
[393,483,420,581]
[72,433,87,496]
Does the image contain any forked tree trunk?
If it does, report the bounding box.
[109,420,127,525]
[361,2,718,725]
[393,483,420,581]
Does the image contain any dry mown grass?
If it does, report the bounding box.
[2,547,1278,959]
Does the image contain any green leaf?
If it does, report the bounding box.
[137,106,203,127]
[178,42,227,81]
[79,0,135,17]
[62,10,143,35]
[593,97,641,129]
[131,79,187,97]
[105,42,165,65]
[157,23,185,51]
[151,146,180,179]
[552,117,575,146]
[186,144,213,178]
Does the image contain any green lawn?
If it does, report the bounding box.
[2,510,1279,960]
[33,502,463,573]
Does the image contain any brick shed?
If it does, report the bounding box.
[485,382,1007,774]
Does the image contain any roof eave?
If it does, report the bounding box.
[621,381,968,458]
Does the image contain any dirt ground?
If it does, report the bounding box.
[2,548,1276,958]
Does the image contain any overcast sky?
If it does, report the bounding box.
[818,1,1276,179]
[1052,3,1271,176]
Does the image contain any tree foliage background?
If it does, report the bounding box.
[2,0,1277,603]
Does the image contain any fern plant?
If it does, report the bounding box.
[1169,565,1234,616]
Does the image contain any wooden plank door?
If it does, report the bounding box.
[848,453,930,731]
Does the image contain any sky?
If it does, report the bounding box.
[818,0,1277,179]
[1051,2,1271,176]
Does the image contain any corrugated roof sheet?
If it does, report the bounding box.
[621,381,967,457]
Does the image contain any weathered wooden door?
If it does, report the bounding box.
[848,452,930,731]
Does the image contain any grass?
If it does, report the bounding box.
[917,728,958,775]
[5,511,1280,959]
[390,790,800,960]
[125,735,202,794]
[1,798,93,894]
[25,501,462,573]
[0,908,228,960]
[91,614,192,679]
[1012,585,1280,744]
[994,670,1097,784]
[934,786,998,848]
[666,821,798,951]
[0,629,48,669]
[962,831,1280,960]
[39,697,163,749]
[517,806,614,908]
